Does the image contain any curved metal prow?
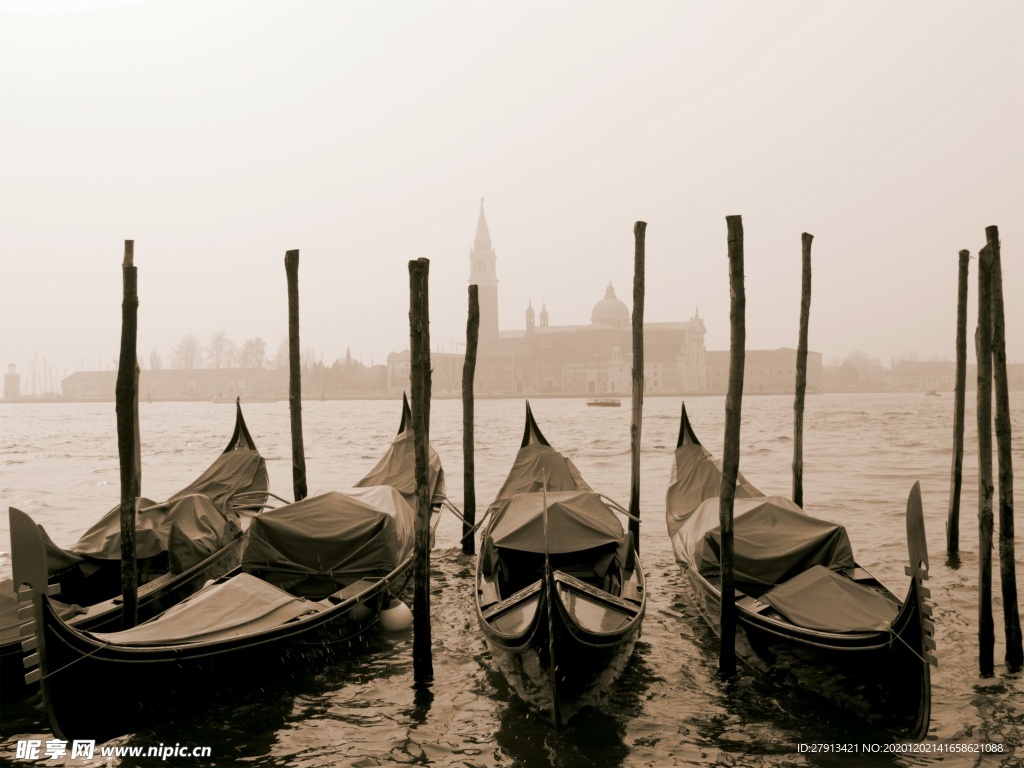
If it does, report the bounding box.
[676,401,701,448]
[399,392,411,435]
[904,481,936,740]
[225,398,257,452]
[522,401,551,448]
[9,507,52,690]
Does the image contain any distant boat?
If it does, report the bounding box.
[587,398,621,407]
[925,390,940,397]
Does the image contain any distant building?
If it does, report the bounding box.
[458,199,709,395]
[3,364,20,401]
[62,368,287,401]
[706,348,823,395]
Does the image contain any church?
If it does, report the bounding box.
[388,201,820,396]
[461,200,708,395]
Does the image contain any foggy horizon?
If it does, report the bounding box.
[2,1,1021,386]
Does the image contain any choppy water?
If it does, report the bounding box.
[1,393,1022,767]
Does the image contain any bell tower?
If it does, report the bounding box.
[468,198,499,350]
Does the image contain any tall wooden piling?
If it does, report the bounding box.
[462,285,480,556]
[987,225,1022,670]
[792,232,813,508]
[976,243,994,676]
[719,215,746,678]
[409,257,434,682]
[947,250,970,556]
[284,250,307,502]
[629,221,646,552]
[115,240,139,629]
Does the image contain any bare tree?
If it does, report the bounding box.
[149,349,163,370]
[171,333,202,369]
[274,337,289,369]
[238,338,267,369]
[207,331,235,369]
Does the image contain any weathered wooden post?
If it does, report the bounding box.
[462,285,480,556]
[792,232,813,508]
[976,242,995,675]
[987,225,1022,670]
[629,221,646,552]
[284,249,307,502]
[115,239,139,629]
[719,215,746,678]
[409,257,434,682]
[947,250,970,556]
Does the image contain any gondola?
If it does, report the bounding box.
[665,402,935,740]
[1,398,269,701]
[476,402,645,727]
[9,397,445,743]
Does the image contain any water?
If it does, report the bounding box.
[1,393,1022,766]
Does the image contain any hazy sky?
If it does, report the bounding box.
[1,0,1021,386]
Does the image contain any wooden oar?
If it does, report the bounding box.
[541,470,562,728]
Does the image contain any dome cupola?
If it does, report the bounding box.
[590,282,629,328]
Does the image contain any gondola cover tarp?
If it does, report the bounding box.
[354,430,446,508]
[672,495,855,585]
[89,573,317,646]
[63,449,266,571]
[242,488,414,595]
[490,491,622,554]
[494,444,594,503]
[761,565,899,632]
[666,443,762,540]
[68,494,240,573]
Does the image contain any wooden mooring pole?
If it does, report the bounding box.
[947,250,970,557]
[284,250,307,502]
[629,221,646,552]
[115,239,139,629]
[462,285,480,556]
[987,225,1022,670]
[976,242,995,676]
[409,257,434,682]
[719,215,746,678]
[792,232,812,508]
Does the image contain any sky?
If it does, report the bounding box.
[1,0,1021,389]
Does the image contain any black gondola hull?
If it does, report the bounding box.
[479,572,644,726]
[30,569,396,743]
[682,564,931,740]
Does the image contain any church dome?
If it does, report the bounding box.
[591,283,629,328]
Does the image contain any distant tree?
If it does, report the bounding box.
[207,331,235,369]
[238,338,267,369]
[274,337,289,369]
[149,349,163,370]
[301,347,317,370]
[172,333,202,369]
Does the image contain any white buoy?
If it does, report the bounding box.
[380,598,413,632]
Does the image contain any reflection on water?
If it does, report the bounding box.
[0,394,1022,766]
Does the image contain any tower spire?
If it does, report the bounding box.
[474,197,493,252]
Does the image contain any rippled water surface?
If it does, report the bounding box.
[1,394,1022,766]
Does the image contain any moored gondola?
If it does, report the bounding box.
[1,398,269,702]
[9,397,446,743]
[665,402,935,740]
[476,402,645,726]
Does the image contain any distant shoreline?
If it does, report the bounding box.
[0,389,980,405]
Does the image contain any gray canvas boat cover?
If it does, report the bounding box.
[666,443,762,540]
[89,572,317,646]
[354,429,446,509]
[490,491,623,554]
[63,449,266,570]
[493,444,593,504]
[67,494,241,574]
[672,495,855,586]
[242,487,414,595]
[761,565,899,632]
